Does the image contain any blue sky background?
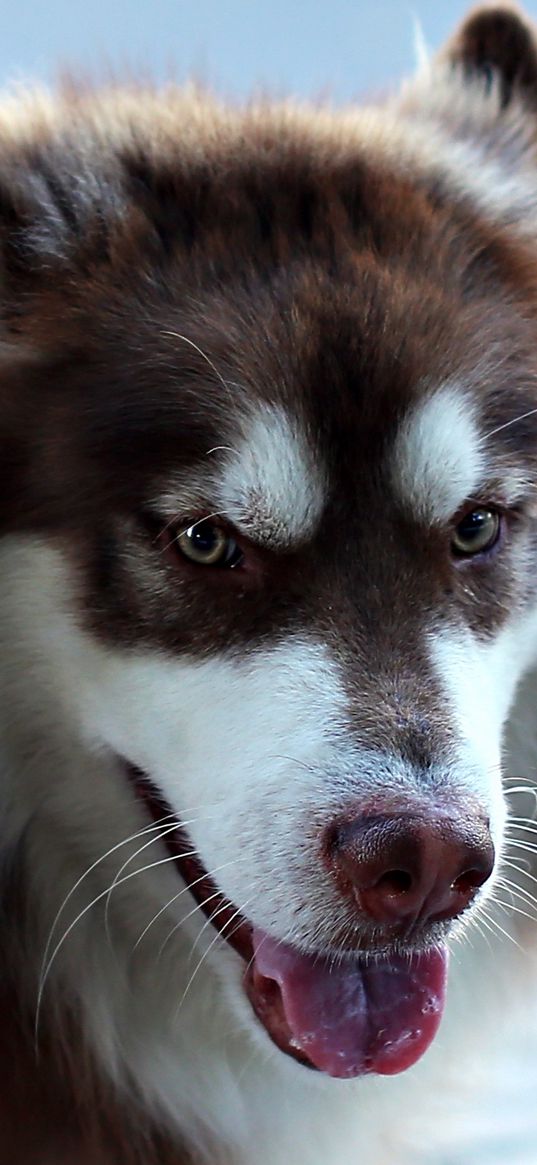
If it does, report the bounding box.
[3,1,537,102]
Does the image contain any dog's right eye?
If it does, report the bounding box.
[451,508,501,558]
[163,519,244,569]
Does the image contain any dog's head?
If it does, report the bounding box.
[2,4,537,1086]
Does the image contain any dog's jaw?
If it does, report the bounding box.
[128,760,449,1078]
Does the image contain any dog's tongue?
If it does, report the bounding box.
[247,929,448,1078]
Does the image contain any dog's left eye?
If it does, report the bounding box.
[451,508,501,557]
[174,520,243,568]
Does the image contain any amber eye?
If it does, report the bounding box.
[451,508,501,557]
[174,520,243,568]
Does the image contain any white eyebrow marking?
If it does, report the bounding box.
[391,386,485,523]
[217,404,327,547]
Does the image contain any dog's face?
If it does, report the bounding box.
[3,3,537,1093]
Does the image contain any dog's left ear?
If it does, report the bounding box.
[442,4,537,107]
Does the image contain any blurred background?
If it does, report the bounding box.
[2,0,537,100]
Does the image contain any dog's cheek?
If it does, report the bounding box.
[73,635,349,910]
[427,614,537,857]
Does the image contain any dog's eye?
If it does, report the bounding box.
[451,508,501,557]
[174,520,243,568]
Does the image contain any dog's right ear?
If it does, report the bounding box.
[441,4,537,107]
[0,153,105,288]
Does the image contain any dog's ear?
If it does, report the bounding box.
[0,149,121,287]
[442,4,537,107]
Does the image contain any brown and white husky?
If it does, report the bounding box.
[2,5,537,1162]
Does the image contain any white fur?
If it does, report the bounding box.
[151,404,325,552]
[427,616,537,850]
[2,532,536,1163]
[391,386,484,523]
[217,404,326,547]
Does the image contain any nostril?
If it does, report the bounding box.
[324,821,343,858]
[452,867,490,896]
[375,869,413,895]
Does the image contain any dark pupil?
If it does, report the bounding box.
[191,523,219,553]
[458,511,489,542]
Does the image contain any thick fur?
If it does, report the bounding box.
[3,6,537,1163]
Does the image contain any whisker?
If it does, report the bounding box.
[157,508,238,545]
[267,754,317,774]
[175,897,254,1019]
[465,915,494,956]
[157,889,223,962]
[498,866,537,889]
[156,890,223,961]
[495,875,537,914]
[38,810,179,999]
[133,885,203,953]
[474,904,522,951]
[35,848,207,1044]
[503,838,537,855]
[187,894,243,962]
[156,859,247,959]
[205,445,239,459]
[501,857,537,884]
[483,407,537,441]
[160,331,241,417]
[492,896,537,926]
[103,815,208,942]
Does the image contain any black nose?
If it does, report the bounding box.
[326,808,494,928]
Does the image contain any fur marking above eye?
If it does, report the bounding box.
[392,388,484,524]
[217,405,327,549]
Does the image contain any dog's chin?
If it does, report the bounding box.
[126,763,449,1080]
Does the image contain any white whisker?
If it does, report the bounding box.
[492,895,537,925]
[38,809,178,1010]
[35,848,204,1044]
[157,859,246,960]
[160,330,241,417]
[474,904,522,951]
[157,889,222,962]
[175,897,253,1019]
[484,407,537,440]
[495,875,537,914]
[503,838,537,855]
[103,815,207,942]
[157,508,239,545]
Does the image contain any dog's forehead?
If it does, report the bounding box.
[125,239,537,551]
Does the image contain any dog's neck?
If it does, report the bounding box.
[0,983,194,1165]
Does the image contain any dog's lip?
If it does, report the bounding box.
[127,763,254,963]
[125,762,321,1070]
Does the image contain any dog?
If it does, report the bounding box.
[2,4,537,1162]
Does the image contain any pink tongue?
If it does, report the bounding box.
[251,928,448,1078]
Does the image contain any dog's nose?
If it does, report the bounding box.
[326,810,494,927]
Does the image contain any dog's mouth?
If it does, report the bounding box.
[130,766,448,1079]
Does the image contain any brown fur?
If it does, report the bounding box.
[0,997,199,1165]
[3,5,537,1162]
